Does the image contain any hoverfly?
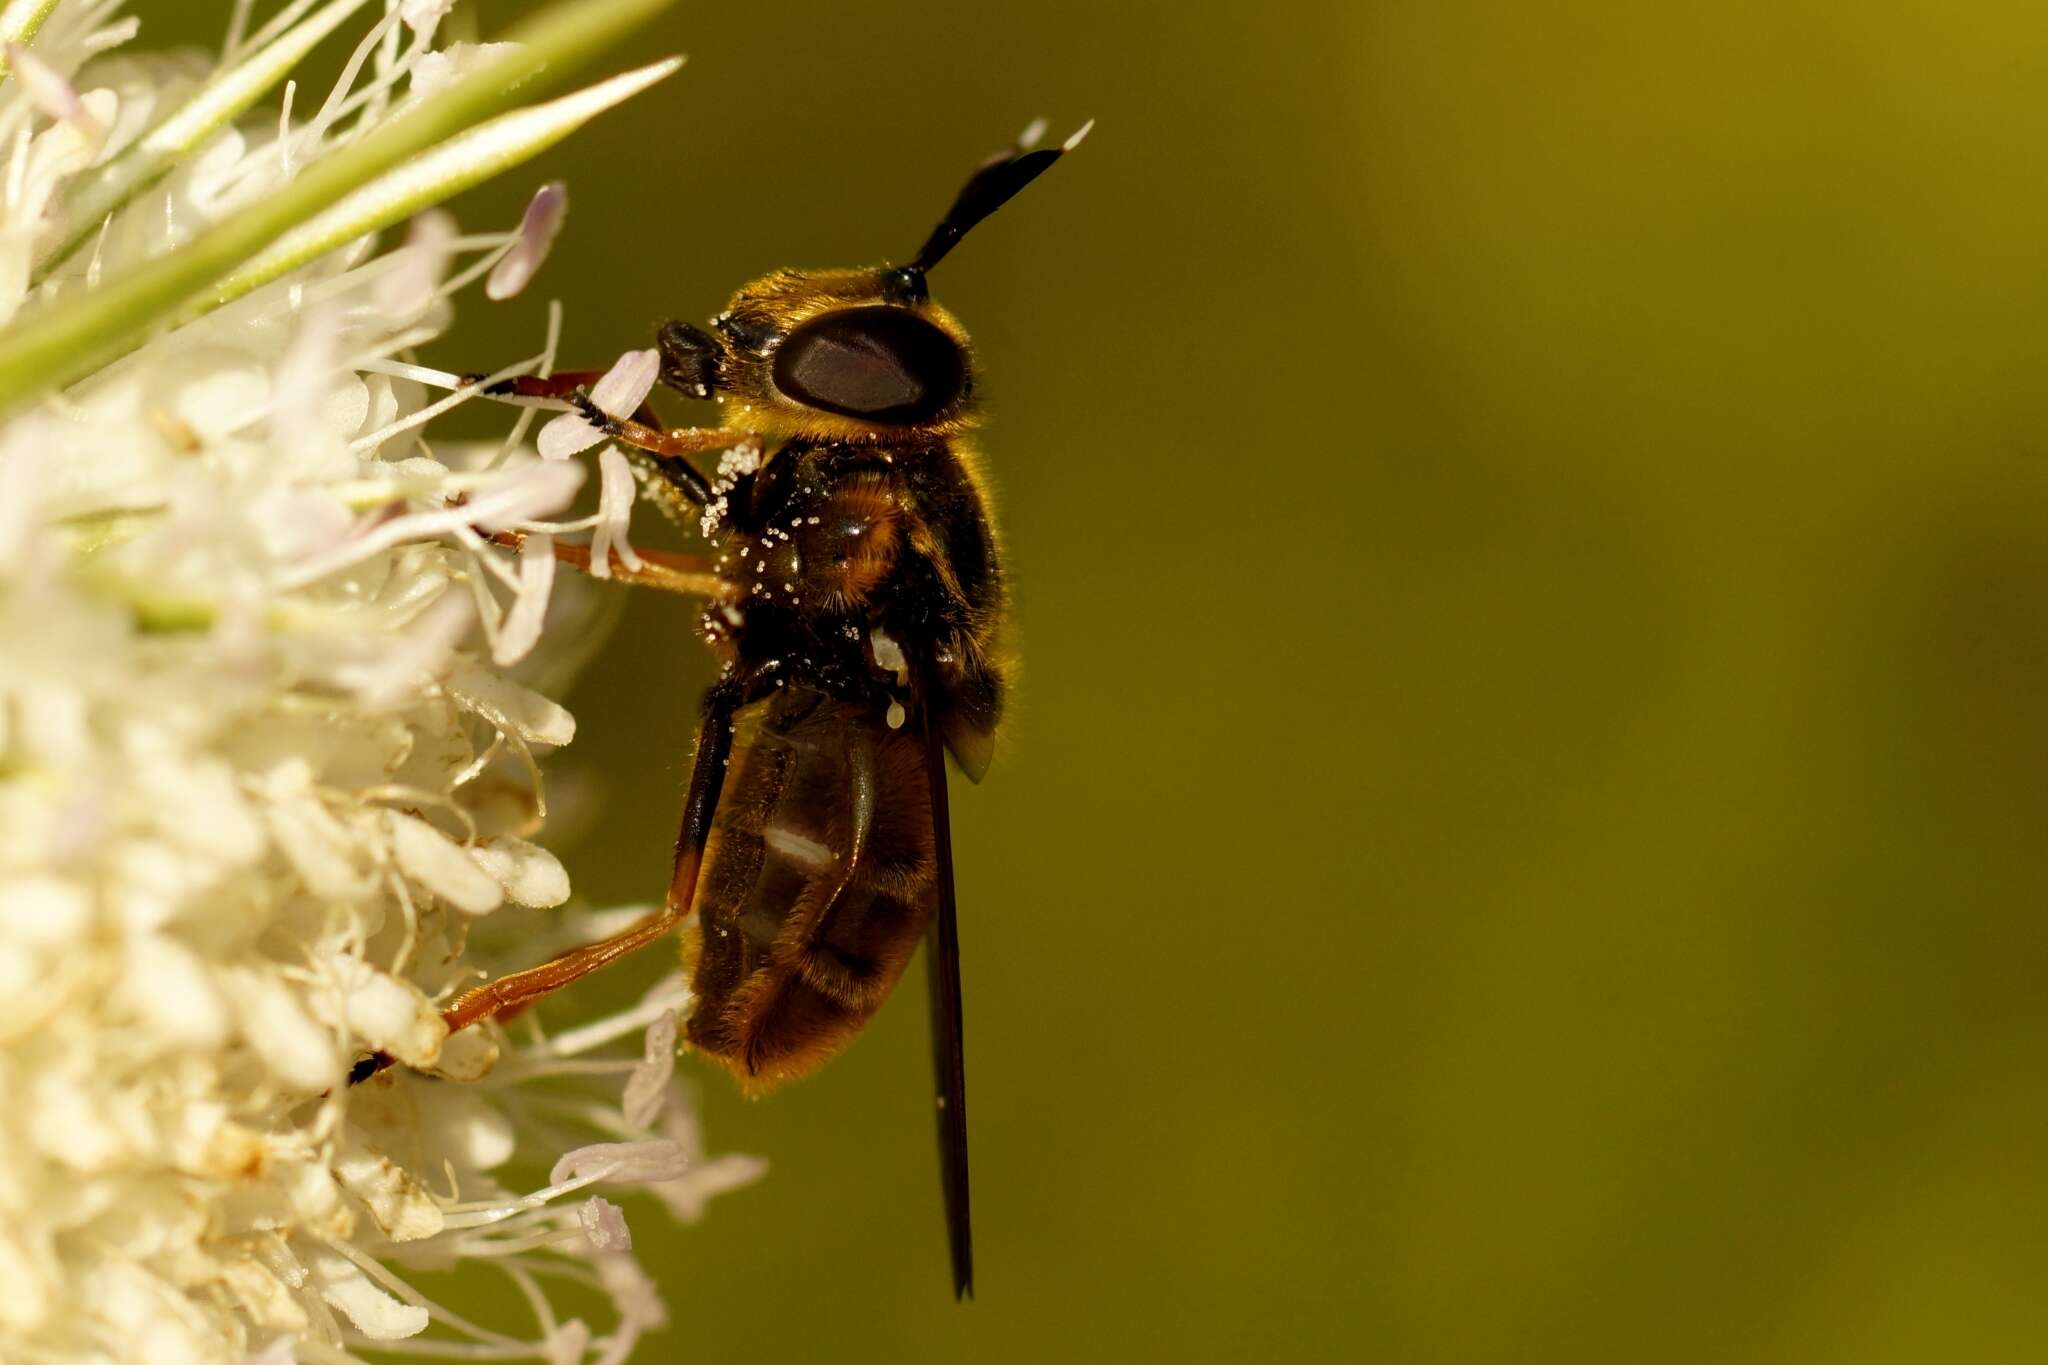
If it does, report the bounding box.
[352,121,1089,1299]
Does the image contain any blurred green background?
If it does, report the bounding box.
[159,1,2048,1359]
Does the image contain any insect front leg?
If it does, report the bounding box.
[475,371,661,428]
[469,370,732,509]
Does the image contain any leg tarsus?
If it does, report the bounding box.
[463,369,732,506]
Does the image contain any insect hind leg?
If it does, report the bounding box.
[439,901,691,1034]
[348,682,741,1087]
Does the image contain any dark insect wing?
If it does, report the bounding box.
[922,681,973,1300]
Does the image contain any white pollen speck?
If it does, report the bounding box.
[870,630,907,675]
[886,701,906,730]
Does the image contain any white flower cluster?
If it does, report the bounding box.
[0,4,758,1362]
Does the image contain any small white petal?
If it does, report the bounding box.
[334,1131,445,1241]
[447,661,577,746]
[470,835,570,907]
[651,1152,772,1224]
[118,935,230,1050]
[265,795,373,901]
[278,460,582,588]
[492,531,556,666]
[409,42,521,98]
[0,1227,51,1332]
[399,0,454,33]
[308,1251,428,1341]
[595,1255,668,1331]
[141,756,264,867]
[427,1025,501,1083]
[225,972,341,1092]
[385,811,503,915]
[335,958,445,1066]
[546,1319,592,1365]
[549,1139,689,1187]
[486,180,567,300]
[424,1091,516,1169]
[467,458,585,530]
[537,406,606,460]
[622,1009,678,1129]
[579,1197,632,1252]
[332,588,474,709]
[0,876,92,946]
[591,444,644,579]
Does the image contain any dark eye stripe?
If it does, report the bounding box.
[772,306,964,424]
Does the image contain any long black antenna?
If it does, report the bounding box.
[903,119,1093,276]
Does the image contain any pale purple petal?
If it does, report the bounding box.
[590,445,643,580]
[373,208,456,318]
[536,348,656,461]
[5,43,98,139]
[486,182,567,300]
[587,349,658,418]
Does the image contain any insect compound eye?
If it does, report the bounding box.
[770,306,965,425]
[657,320,724,399]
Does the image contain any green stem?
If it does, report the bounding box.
[0,0,60,78]
[33,0,381,284]
[0,0,675,420]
